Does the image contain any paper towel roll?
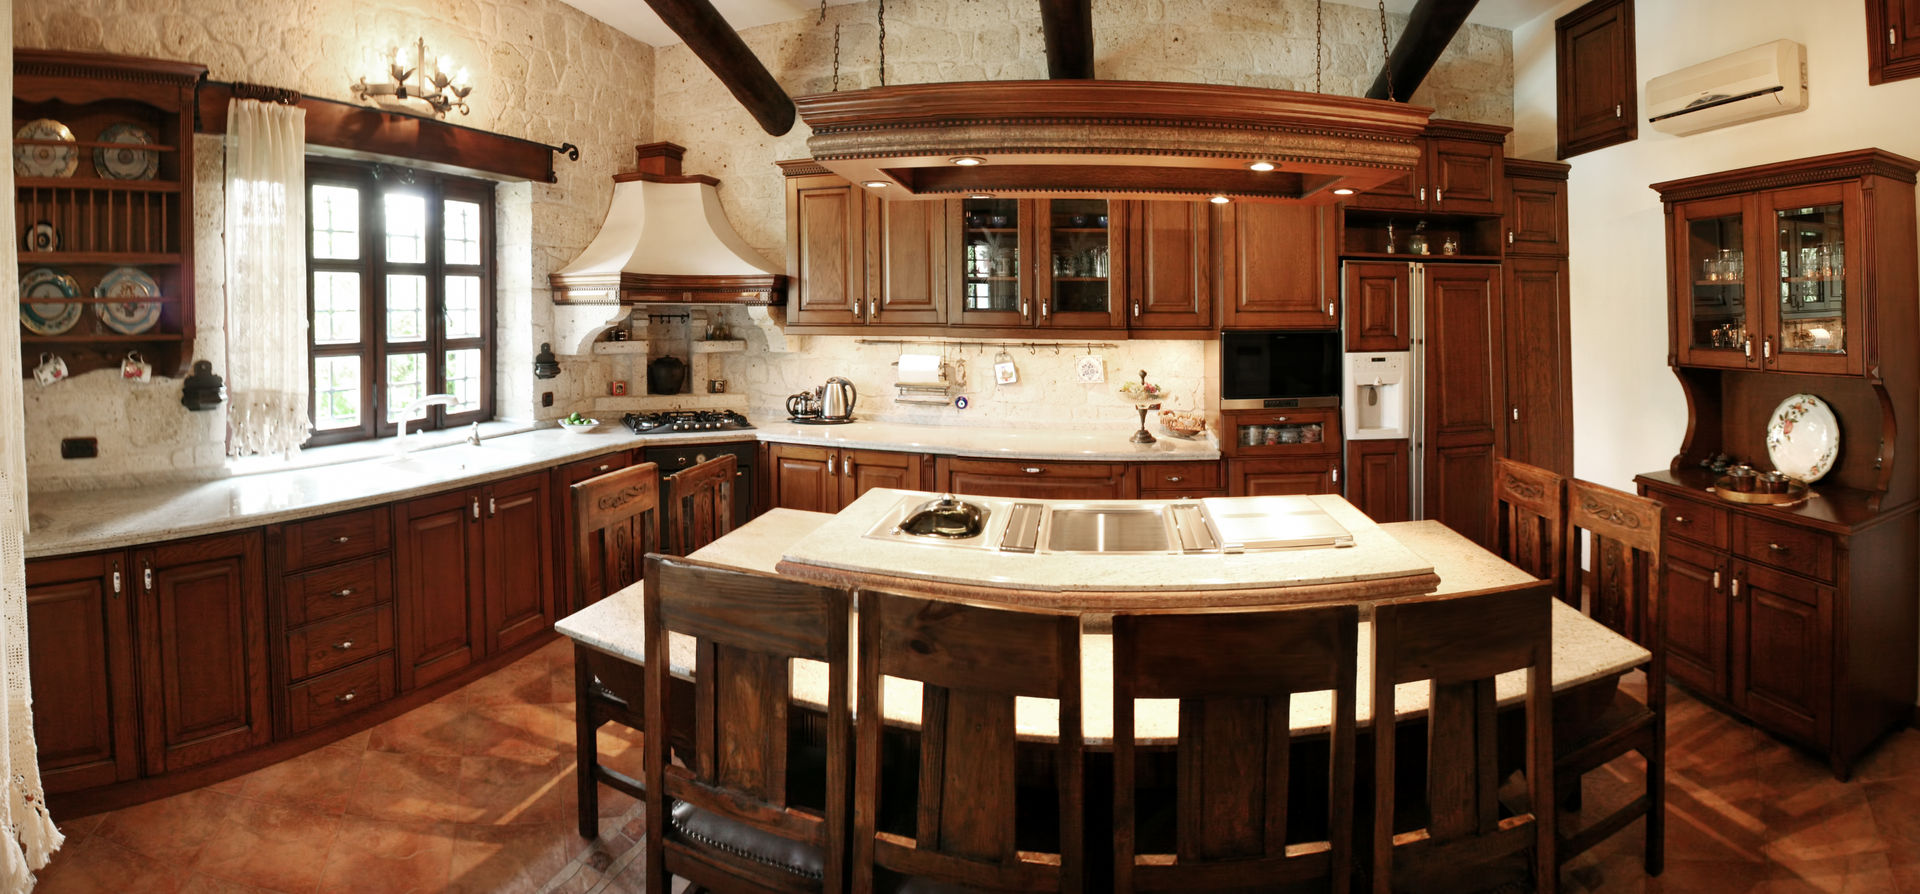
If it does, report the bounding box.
[897,353,945,385]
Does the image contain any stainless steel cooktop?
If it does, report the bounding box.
[862,494,1353,555]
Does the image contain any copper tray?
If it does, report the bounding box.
[1710,476,1809,506]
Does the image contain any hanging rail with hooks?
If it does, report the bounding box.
[855,339,1118,354]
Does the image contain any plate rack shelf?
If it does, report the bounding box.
[13,50,204,378]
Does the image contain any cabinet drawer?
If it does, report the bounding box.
[1136,461,1221,493]
[287,653,396,735]
[1659,492,1728,550]
[282,508,391,571]
[286,604,395,681]
[1735,516,1835,583]
[1220,409,1341,458]
[284,555,390,628]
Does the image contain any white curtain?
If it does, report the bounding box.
[224,99,310,456]
[1,7,67,887]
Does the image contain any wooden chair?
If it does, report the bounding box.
[664,452,737,556]
[1112,604,1359,893]
[1371,581,1557,894]
[1493,457,1567,598]
[855,591,1084,893]
[643,554,853,894]
[570,463,661,838]
[1558,479,1665,875]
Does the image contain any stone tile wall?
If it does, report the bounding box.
[13,0,653,490]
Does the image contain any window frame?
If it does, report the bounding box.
[304,158,496,447]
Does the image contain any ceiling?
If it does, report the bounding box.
[565,0,1565,49]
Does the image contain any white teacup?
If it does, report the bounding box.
[121,351,152,384]
[33,353,66,387]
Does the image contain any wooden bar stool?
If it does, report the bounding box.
[855,591,1084,893]
[663,452,736,556]
[1371,581,1557,894]
[1558,480,1666,875]
[1493,457,1568,599]
[570,463,661,838]
[643,554,853,893]
[1111,604,1359,893]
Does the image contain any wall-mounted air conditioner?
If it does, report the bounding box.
[1647,39,1807,137]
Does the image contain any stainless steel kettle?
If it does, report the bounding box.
[821,376,856,421]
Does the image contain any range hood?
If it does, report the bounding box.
[793,80,1434,203]
[550,142,785,306]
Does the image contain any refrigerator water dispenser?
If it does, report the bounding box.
[1343,352,1409,440]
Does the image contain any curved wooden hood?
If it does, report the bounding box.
[794,80,1433,203]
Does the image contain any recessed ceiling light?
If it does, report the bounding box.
[968,193,994,199]
[1209,195,1231,205]
[1247,161,1276,172]
[950,156,986,166]
[862,180,890,188]
[1332,187,1355,196]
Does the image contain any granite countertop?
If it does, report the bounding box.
[755,419,1220,462]
[558,512,1651,746]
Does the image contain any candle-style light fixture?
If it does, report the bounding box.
[350,37,473,118]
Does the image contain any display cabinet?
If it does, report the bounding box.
[953,197,1125,330]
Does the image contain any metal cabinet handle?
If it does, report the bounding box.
[1731,578,1743,600]
[333,588,355,598]
[1768,542,1787,552]
[1673,516,1688,525]
[1744,337,1754,359]
[488,497,497,518]
[1763,337,1773,361]
[1435,188,1444,203]
[1331,468,1339,484]
[337,691,358,704]
[143,563,153,591]
[333,640,355,651]
[1712,570,1721,589]
[1508,229,1515,245]
[1165,476,1184,483]
[1327,301,1335,317]
[1040,301,1049,320]
[1420,187,1428,203]
[1020,301,1029,318]
[869,299,877,318]
[1132,301,1140,317]
[111,570,122,597]
[472,498,481,520]
[827,455,836,475]
[596,464,610,472]
[330,535,352,544]
[1512,407,1520,421]
[1272,415,1290,422]
[843,458,854,478]
[1614,103,1622,118]
[1022,467,1045,474]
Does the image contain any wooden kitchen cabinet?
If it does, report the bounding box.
[841,448,925,505]
[1733,561,1832,745]
[1501,160,1574,477]
[935,457,1136,500]
[867,195,952,326]
[25,552,139,794]
[781,163,865,326]
[1343,440,1410,523]
[1135,460,1225,498]
[1422,263,1504,547]
[482,472,553,655]
[1343,261,1411,352]
[1121,200,1213,333]
[1661,537,1730,697]
[1869,0,1920,84]
[269,507,399,738]
[1346,122,1506,215]
[135,531,271,775]
[1228,457,1339,497]
[1216,202,1338,329]
[764,442,927,512]
[1555,0,1636,158]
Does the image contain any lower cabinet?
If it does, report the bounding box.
[483,473,553,655]
[135,531,272,775]
[25,552,138,794]
[935,457,1136,500]
[1343,440,1410,522]
[1228,457,1339,497]
[765,443,929,512]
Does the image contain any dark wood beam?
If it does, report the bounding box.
[1038,0,1095,79]
[643,0,796,136]
[1366,0,1479,101]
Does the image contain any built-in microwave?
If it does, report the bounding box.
[1219,330,1342,409]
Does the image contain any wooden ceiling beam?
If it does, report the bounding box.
[1039,0,1095,79]
[1366,0,1479,102]
[643,0,796,136]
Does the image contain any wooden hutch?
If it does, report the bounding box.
[1638,149,1920,778]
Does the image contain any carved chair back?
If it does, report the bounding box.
[664,453,736,556]
[1564,479,1665,647]
[571,462,661,607]
[1493,457,1567,596]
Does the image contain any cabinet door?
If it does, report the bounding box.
[869,196,951,326]
[1663,539,1729,699]
[766,443,841,512]
[1671,195,1760,370]
[953,197,1032,328]
[1343,261,1411,352]
[1428,138,1502,215]
[1555,0,1636,158]
[1764,183,1866,377]
[785,174,865,326]
[938,458,1133,500]
[1421,264,1504,547]
[1124,200,1212,331]
[840,449,924,506]
[1039,198,1125,329]
[396,489,486,690]
[484,472,553,655]
[1229,457,1339,497]
[1733,563,1832,746]
[1344,440,1409,523]
[553,451,633,616]
[1218,203,1338,329]
[1505,172,1569,256]
[1502,257,1573,475]
[136,531,270,775]
[1867,0,1920,84]
[26,552,139,793]
[1345,154,1428,212]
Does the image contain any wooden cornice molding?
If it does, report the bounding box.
[550,272,787,306]
[1652,149,1920,204]
[14,48,205,85]
[1505,158,1571,181]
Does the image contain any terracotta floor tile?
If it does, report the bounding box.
[346,751,476,824]
[1862,775,1920,851]
[459,650,568,706]
[457,754,571,825]
[177,874,287,894]
[35,834,190,894]
[52,811,106,848]
[1761,851,1896,893]
[235,743,364,815]
[191,798,340,893]
[312,815,453,894]
[94,788,243,864]
[1852,731,1920,783]
[331,728,373,752]
[1762,786,1886,864]
[445,821,584,894]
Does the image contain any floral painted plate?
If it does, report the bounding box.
[13,119,77,178]
[94,122,158,180]
[19,267,82,335]
[94,266,162,335]
[1765,393,1840,483]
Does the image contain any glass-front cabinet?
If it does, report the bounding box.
[1040,198,1123,327]
[955,197,1027,326]
[1768,184,1859,375]
[1675,196,1752,369]
[951,198,1125,329]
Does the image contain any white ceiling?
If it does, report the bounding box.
[568,0,1565,49]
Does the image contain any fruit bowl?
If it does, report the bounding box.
[559,418,600,434]
[1158,409,1207,439]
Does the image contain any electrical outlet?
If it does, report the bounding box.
[60,438,97,459]
[542,392,554,407]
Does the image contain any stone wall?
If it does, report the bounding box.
[651,0,1514,430]
[14,0,654,490]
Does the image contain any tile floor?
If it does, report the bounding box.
[29,638,1920,893]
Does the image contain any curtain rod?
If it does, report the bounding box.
[205,79,580,163]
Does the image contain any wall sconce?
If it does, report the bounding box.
[351,37,473,118]
[533,342,561,379]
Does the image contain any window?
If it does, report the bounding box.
[305,160,495,446]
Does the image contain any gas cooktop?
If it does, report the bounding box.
[622,410,753,434]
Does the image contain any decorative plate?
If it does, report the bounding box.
[94,267,162,335]
[13,119,76,178]
[1765,393,1840,483]
[93,122,158,180]
[18,267,82,335]
[24,220,57,253]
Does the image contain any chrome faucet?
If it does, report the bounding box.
[394,393,459,457]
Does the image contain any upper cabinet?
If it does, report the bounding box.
[1120,199,1213,333]
[1217,202,1338,329]
[1867,0,1920,85]
[781,162,866,326]
[953,197,1126,331]
[13,50,205,378]
[1555,0,1637,158]
[1345,121,1506,216]
[1657,151,1920,379]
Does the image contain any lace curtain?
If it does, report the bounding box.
[0,23,67,890]
[224,99,310,456]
